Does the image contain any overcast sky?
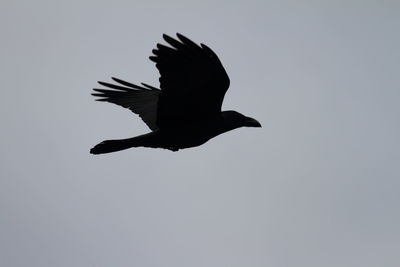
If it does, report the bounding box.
[1,1,399,267]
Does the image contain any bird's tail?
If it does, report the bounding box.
[90,133,154,154]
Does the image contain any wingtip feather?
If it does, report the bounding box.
[149,56,158,62]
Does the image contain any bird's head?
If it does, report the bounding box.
[222,110,262,129]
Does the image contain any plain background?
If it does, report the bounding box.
[1,1,399,267]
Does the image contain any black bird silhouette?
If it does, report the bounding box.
[90,33,261,154]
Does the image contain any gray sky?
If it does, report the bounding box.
[1,1,399,267]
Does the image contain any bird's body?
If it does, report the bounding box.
[91,34,260,154]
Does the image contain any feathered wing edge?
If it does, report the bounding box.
[92,77,161,131]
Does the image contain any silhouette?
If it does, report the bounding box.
[90,33,261,154]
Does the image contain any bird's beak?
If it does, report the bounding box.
[244,117,262,128]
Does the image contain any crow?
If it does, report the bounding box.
[90,33,261,154]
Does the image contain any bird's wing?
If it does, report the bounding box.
[92,77,160,131]
[150,33,230,128]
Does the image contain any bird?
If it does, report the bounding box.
[90,33,261,154]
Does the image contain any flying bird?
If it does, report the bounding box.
[90,33,261,154]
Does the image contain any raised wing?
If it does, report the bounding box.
[150,33,230,128]
[92,77,160,131]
